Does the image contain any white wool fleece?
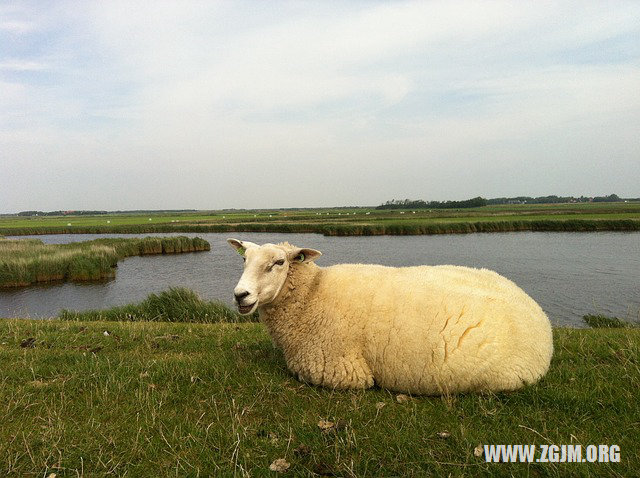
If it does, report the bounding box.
[230,240,553,395]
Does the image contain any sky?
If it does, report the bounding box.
[1,1,639,212]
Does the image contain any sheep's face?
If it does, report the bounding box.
[227,238,321,315]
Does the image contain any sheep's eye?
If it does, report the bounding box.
[274,259,285,266]
[242,257,246,263]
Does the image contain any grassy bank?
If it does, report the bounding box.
[1,218,639,237]
[58,287,255,323]
[318,218,640,236]
[1,202,639,236]
[0,319,637,476]
[0,236,209,288]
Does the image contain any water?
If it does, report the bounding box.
[1,232,639,327]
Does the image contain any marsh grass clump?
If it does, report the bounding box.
[58,287,254,323]
[583,314,635,328]
[0,240,119,286]
[0,236,210,288]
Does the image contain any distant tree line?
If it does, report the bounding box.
[377,194,635,210]
[16,209,197,217]
[487,194,624,205]
[377,197,488,210]
[17,210,109,216]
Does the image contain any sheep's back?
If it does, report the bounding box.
[318,263,553,394]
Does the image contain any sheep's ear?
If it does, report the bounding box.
[289,248,322,263]
[227,238,258,256]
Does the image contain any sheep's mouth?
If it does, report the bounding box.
[237,301,257,315]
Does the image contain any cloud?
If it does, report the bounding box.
[0,60,48,71]
[0,20,36,34]
[1,1,639,211]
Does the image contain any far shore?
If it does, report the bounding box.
[2,202,640,237]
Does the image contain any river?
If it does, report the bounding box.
[1,232,639,327]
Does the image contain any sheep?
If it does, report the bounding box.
[227,238,553,395]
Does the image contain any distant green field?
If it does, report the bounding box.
[0,213,218,228]
[1,202,639,236]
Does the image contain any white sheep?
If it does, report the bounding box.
[228,238,553,395]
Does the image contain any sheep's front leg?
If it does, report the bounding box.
[288,349,374,390]
[324,352,375,390]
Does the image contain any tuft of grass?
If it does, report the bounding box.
[59,287,256,323]
[0,236,210,288]
[583,314,635,328]
[0,321,637,476]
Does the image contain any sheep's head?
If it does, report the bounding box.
[227,238,322,314]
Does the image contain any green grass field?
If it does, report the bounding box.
[1,202,639,236]
[0,319,637,477]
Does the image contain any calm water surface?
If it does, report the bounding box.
[1,232,639,327]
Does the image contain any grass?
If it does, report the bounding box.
[1,202,640,236]
[583,314,637,328]
[0,319,637,476]
[59,287,256,323]
[0,236,210,288]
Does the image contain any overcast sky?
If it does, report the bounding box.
[1,1,639,212]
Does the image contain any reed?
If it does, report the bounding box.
[58,287,254,323]
[319,219,640,236]
[1,218,638,237]
[583,314,636,328]
[0,236,210,288]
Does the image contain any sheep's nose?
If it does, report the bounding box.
[234,290,250,302]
